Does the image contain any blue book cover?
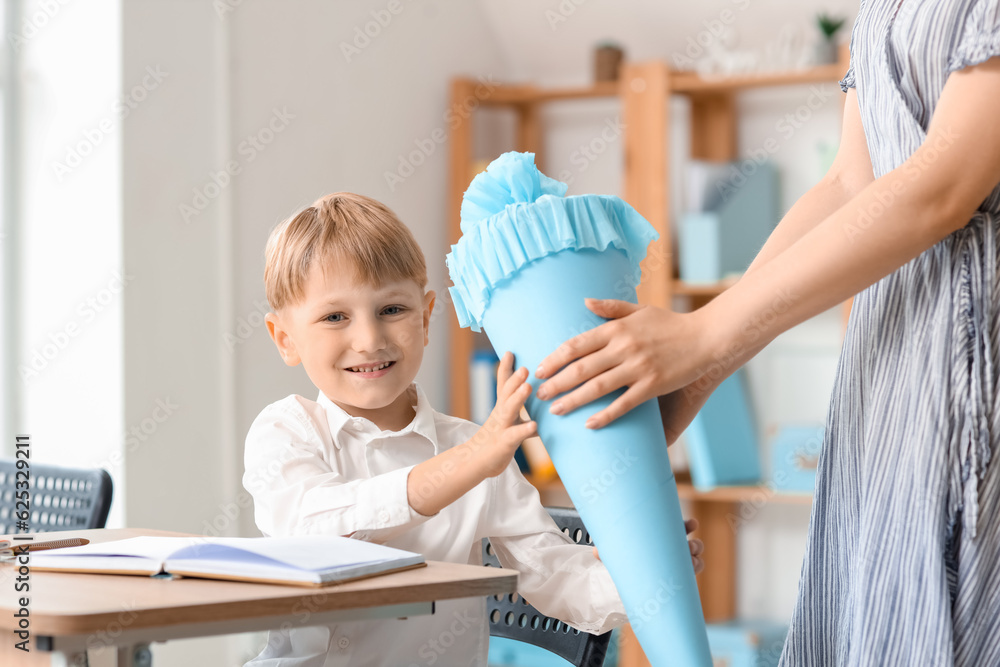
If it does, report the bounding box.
[684,369,761,490]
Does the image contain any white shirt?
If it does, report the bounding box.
[242,383,626,667]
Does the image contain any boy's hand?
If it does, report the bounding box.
[592,518,704,575]
[471,351,538,478]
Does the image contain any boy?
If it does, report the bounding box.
[243,192,702,666]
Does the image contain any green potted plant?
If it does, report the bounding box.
[815,13,846,64]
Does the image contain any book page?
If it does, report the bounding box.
[30,536,204,572]
[164,536,422,573]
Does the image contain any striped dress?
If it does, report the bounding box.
[779,1,1000,665]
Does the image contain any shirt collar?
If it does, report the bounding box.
[316,383,441,452]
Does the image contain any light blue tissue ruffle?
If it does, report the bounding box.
[447,151,659,331]
[459,152,568,232]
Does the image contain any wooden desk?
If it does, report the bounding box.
[0,528,518,666]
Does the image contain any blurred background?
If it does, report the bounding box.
[2,0,860,664]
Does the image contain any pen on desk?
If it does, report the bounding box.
[0,536,89,555]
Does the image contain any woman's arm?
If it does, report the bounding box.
[535,88,873,416]
[533,89,873,422]
[536,57,1000,428]
[703,57,1000,378]
[743,88,874,276]
[645,88,876,441]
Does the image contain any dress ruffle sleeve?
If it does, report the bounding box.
[840,1,867,92]
[948,0,1000,73]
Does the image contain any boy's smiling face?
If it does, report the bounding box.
[266,260,435,431]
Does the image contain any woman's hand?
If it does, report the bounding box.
[593,518,705,575]
[534,298,721,429]
[470,351,538,477]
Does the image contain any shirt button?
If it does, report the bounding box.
[338,637,350,649]
[378,510,390,524]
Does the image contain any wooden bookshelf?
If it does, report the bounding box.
[470,59,849,104]
[447,44,848,666]
[672,278,739,297]
[478,81,621,105]
[676,480,812,505]
[530,473,813,508]
[670,60,852,93]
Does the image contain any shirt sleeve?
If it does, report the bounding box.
[242,399,432,543]
[948,0,1000,74]
[840,1,867,93]
[482,461,628,635]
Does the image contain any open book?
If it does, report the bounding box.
[29,535,425,587]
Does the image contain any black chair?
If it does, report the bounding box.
[0,460,113,534]
[483,506,612,667]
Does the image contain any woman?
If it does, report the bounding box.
[533,0,1000,664]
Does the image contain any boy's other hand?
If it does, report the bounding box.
[592,518,704,575]
[473,351,538,477]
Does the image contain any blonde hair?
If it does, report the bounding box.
[264,192,427,311]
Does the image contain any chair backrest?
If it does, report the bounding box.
[483,506,611,667]
[0,460,113,534]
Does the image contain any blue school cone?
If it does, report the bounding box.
[447,152,712,667]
